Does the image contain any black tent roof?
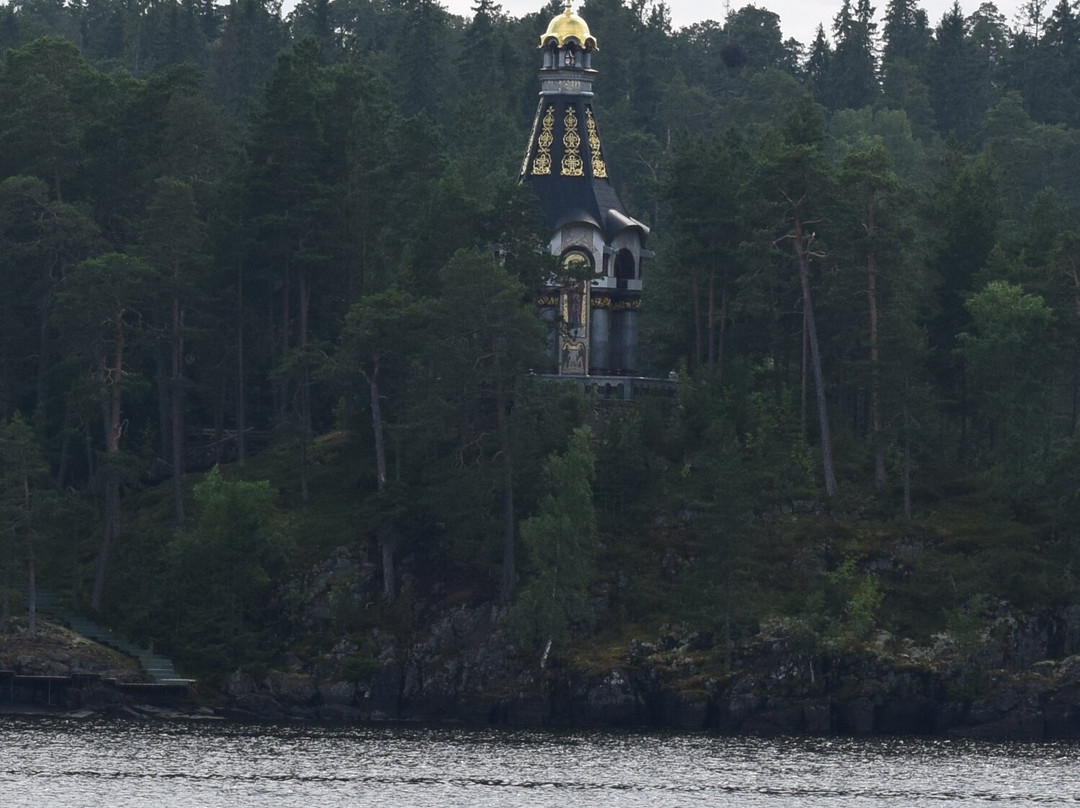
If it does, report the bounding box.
[521,97,648,244]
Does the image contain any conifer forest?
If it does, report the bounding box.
[2,0,1080,695]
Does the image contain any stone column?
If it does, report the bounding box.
[619,305,639,374]
[590,298,611,374]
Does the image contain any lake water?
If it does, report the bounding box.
[1,718,1079,806]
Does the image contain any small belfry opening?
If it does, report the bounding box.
[614,249,636,284]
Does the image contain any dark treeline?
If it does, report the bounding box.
[1,0,1080,672]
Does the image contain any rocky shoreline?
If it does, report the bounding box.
[7,603,1080,739]
[215,601,1080,739]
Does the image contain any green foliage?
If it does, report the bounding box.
[0,414,51,614]
[0,413,49,519]
[959,280,1058,501]
[167,466,288,671]
[512,427,598,650]
[676,371,814,513]
[593,407,656,519]
[1045,434,1080,534]
[944,592,990,653]
[812,558,884,642]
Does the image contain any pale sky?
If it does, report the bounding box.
[438,0,1027,50]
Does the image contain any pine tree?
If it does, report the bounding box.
[139,177,207,525]
[806,24,833,104]
[55,253,157,610]
[0,413,51,634]
[879,0,934,136]
[927,2,987,140]
[882,0,930,65]
[756,96,839,497]
[826,0,879,110]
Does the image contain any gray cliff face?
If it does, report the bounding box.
[219,596,1080,738]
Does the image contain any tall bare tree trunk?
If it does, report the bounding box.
[866,197,886,489]
[26,535,36,638]
[156,343,169,458]
[91,311,125,612]
[1069,265,1080,434]
[495,348,515,604]
[380,535,395,604]
[171,301,185,524]
[369,365,387,493]
[801,307,809,438]
[236,260,246,466]
[278,263,291,425]
[717,286,729,382]
[903,398,912,520]
[213,375,225,465]
[299,273,311,503]
[21,466,36,637]
[364,360,394,604]
[692,275,702,368]
[788,199,837,498]
[707,269,716,367]
[35,296,52,428]
[959,364,968,463]
[56,429,69,492]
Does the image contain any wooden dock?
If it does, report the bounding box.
[0,670,193,710]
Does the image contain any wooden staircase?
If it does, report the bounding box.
[32,590,193,686]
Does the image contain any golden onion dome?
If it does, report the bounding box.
[539,4,597,50]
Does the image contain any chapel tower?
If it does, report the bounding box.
[521,3,651,377]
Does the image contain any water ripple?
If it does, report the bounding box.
[1,720,1079,806]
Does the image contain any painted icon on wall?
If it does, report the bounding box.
[558,250,592,376]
